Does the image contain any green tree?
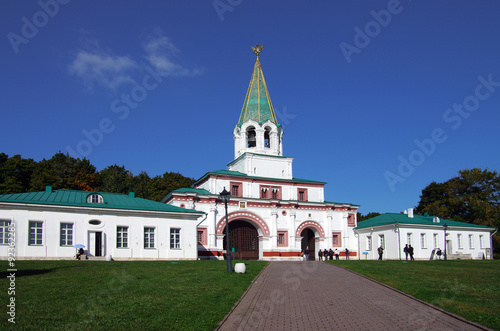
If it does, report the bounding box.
[0,153,36,194]
[98,165,133,194]
[147,172,195,202]
[30,152,98,191]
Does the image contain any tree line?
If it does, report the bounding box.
[0,152,195,202]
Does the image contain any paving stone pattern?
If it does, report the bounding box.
[218,261,489,331]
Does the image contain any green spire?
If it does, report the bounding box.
[237,45,278,127]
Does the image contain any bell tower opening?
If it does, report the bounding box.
[247,127,256,148]
[264,127,270,148]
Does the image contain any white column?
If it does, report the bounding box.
[289,210,296,249]
[209,203,218,247]
[270,207,278,248]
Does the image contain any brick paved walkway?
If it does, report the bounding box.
[217,261,489,331]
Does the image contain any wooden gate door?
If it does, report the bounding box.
[301,228,315,261]
[229,220,259,260]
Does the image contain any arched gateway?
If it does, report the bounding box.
[216,211,269,260]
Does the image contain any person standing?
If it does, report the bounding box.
[304,247,310,261]
[324,248,328,261]
[436,248,442,260]
[377,245,384,260]
[409,245,414,261]
[329,248,334,260]
[345,248,350,260]
[335,249,339,260]
[404,244,409,260]
[318,249,323,261]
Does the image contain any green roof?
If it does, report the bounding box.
[160,188,212,203]
[195,170,327,185]
[355,213,496,230]
[0,187,204,214]
[237,55,278,127]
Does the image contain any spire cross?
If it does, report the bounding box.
[252,44,263,57]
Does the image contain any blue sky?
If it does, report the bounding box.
[1,1,499,214]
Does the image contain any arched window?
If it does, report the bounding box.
[87,194,103,204]
[264,128,271,148]
[247,127,256,148]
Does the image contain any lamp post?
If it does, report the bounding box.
[219,187,232,272]
[443,223,448,261]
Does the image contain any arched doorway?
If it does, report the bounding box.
[301,228,315,261]
[224,220,259,260]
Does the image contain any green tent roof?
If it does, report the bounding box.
[237,55,278,127]
[355,213,496,230]
[0,187,204,214]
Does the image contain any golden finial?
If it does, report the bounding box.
[252,44,264,57]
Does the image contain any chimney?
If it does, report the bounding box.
[45,186,53,193]
[128,192,135,198]
[408,208,414,218]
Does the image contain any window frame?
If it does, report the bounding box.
[29,221,43,246]
[117,226,129,248]
[297,188,308,202]
[420,233,427,249]
[144,227,155,249]
[457,233,463,249]
[170,228,181,249]
[277,231,288,247]
[60,223,73,247]
[0,220,11,245]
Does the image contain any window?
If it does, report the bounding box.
[260,186,268,199]
[264,128,271,148]
[406,233,412,246]
[347,214,356,227]
[457,234,463,249]
[144,227,155,249]
[60,223,73,246]
[297,188,308,201]
[117,226,128,248]
[271,187,280,199]
[0,220,11,245]
[379,235,385,249]
[87,194,103,203]
[277,231,287,247]
[332,232,342,247]
[433,233,438,248]
[197,228,207,245]
[469,234,474,249]
[479,235,484,249]
[367,236,372,251]
[420,233,426,249]
[247,127,256,148]
[29,221,43,245]
[230,182,242,197]
[170,228,181,249]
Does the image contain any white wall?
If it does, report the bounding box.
[0,207,200,260]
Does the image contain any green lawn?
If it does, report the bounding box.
[2,260,499,330]
[0,260,267,330]
[328,259,500,330]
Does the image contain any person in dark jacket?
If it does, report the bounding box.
[329,248,334,260]
[409,245,414,261]
[318,249,323,261]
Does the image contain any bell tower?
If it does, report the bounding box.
[229,45,293,179]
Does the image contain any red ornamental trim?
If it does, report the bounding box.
[216,211,270,236]
[295,221,325,237]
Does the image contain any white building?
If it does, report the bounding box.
[163,47,359,260]
[0,187,204,260]
[355,208,496,260]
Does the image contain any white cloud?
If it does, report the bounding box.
[143,35,202,77]
[68,49,138,91]
[68,32,201,92]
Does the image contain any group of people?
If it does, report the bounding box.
[301,247,350,261]
[403,244,415,261]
